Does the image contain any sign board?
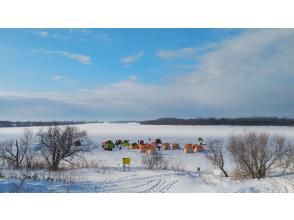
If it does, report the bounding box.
[122,157,131,165]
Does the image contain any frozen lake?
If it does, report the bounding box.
[1,123,294,193]
[1,123,294,143]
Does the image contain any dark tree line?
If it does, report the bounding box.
[0,120,100,128]
[141,117,294,126]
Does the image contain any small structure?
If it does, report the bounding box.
[129,143,140,149]
[121,140,130,147]
[155,138,162,144]
[162,143,171,150]
[139,143,157,154]
[198,137,204,145]
[102,140,114,151]
[183,144,194,153]
[152,139,162,151]
[139,144,146,153]
[171,143,180,150]
[193,144,204,152]
[122,157,131,171]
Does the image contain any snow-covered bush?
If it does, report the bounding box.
[228,132,290,179]
[169,159,185,171]
[142,153,168,170]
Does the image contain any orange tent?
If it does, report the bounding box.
[139,144,146,153]
[162,143,170,150]
[139,143,156,154]
[171,143,180,150]
[128,143,140,149]
[193,144,204,152]
[183,144,194,153]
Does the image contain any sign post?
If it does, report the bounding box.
[122,157,131,171]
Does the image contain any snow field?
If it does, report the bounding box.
[0,123,294,193]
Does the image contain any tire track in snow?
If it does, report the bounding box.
[95,172,179,193]
[159,180,179,192]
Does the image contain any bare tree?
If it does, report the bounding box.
[0,129,33,169]
[12,175,27,193]
[277,142,294,174]
[228,132,288,179]
[37,126,92,170]
[20,129,34,168]
[206,138,229,177]
[141,153,168,170]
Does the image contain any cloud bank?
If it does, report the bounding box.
[120,52,144,64]
[33,49,91,64]
[2,29,294,120]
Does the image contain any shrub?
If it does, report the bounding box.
[141,153,168,170]
[228,132,289,179]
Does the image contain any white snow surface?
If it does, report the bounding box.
[0,123,294,193]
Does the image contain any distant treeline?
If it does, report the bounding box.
[0,121,100,128]
[140,117,294,126]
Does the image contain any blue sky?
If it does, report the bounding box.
[0,29,293,121]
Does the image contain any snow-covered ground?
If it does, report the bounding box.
[0,123,294,193]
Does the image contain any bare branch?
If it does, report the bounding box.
[37,126,92,170]
[228,132,289,179]
[206,138,229,177]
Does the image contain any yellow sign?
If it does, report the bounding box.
[122,157,131,165]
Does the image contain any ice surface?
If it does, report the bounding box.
[0,123,293,193]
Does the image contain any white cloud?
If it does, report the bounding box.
[34,30,70,40]
[35,31,49,37]
[156,47,197,59]
[33,49,91,64]
[120,52,144,64]
[53,75,77,85]
[98,34,112,42]
[80,29,294,118]
[127,75,138,81]
[171,29,294,109]
[69,29,112,42]
[3,29,294,120]
[79,89,90,92]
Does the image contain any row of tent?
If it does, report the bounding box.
[101,138,205,154]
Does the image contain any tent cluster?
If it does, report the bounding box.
[183,144,204,153]
[183,137,205,153]
[102,137,205,153]
[102,139,130,151]
[162,143,181,150]
[128,139,180,154]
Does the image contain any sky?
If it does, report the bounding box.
[0,28,293,121]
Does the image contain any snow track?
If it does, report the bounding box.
[98,172,180,193]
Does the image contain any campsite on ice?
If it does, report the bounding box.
[0,123,294,193]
